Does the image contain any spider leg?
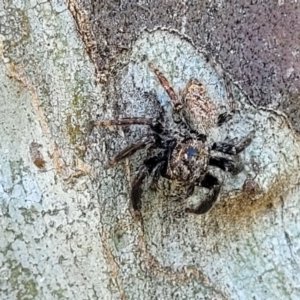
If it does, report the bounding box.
[149,63,182,111]
[211,131,254,155]
[131,165,149,211]
[217,74,238,127]
[217,112,233,126]
[108,136,156,168]
[211,142,237,155]
[92,117,163,133]
[150,160,168,189]
[131,153,168,211]
[234,131,254,153]
[209,156,243,175]
[93,117,154,127]
[185,173,221,214]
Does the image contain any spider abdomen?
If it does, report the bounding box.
[182,79,218,135]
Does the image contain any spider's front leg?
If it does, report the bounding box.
[185,173,221,214]
[217,111,234,126]
[211,131,254,155]
[209,156,244,175]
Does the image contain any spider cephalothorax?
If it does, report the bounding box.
[166,139,209,183]
[93,64,253,215]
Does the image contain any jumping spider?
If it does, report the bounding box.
[93,64,253,215]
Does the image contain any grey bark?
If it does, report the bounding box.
[1,1,300,299]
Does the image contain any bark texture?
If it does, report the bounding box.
[0,1,300,299]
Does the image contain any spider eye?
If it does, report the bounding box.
[186,147,199,159]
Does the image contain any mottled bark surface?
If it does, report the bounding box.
[80,0,300,133]
[0,0,300,299]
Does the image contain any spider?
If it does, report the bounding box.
[93,63,253,215]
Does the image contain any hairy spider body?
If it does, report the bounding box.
[167,140,209,183]
[93,64,253,215]
[182,79,218,135]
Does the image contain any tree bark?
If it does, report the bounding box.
[1,1,300,299]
